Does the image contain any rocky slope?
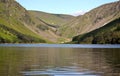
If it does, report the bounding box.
[58,1,120,38]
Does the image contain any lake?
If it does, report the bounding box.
[0,44,120,76]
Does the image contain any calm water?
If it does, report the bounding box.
[0,44,120,76]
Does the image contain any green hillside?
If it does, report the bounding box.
[0,0,74,43]
[29,11,75,27]
[28,11,74,43]
[0,0,46,43]
[71,18,120,44]
[0,24,45,43]
[58,1,120,38]
[0,0,120,44]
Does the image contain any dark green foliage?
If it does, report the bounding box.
[0,37,5,43]
[72,18,120,44]
[0,24,46,43]
[92,32,120,44]
[115,26,120,31]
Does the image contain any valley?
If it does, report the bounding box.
[0,0,120,44]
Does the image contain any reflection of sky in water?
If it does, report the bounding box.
[21,66,102,76]
[53,75,99,76]
[0,44,120,48]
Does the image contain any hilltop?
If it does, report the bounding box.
[29,11,75,26]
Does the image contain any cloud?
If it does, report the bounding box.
[71,10,86,16]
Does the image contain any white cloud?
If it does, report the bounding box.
[71,10,86,16]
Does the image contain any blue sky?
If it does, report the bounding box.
[16,0,118,15]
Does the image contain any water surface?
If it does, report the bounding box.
[0,44,120,76]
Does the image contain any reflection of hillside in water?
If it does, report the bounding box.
[72,48,120,76]
[0,47,120,76]
[21,48,120,76]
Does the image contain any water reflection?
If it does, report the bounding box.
[0,47,120,76]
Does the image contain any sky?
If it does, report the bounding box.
[16,0,118,15]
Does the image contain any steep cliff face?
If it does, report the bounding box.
[58,1,120,38]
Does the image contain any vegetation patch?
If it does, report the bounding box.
[0,24,46,43]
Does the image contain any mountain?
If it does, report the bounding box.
[58,1,120,38]
[28,11,75,42]
[29,11,75,27]
[0,0,119,44]
[71,17,120,44]
[0,0,48,43]
[0,0,74,43]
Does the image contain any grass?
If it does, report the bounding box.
[0,24,46,43]
[29,11,75,26]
